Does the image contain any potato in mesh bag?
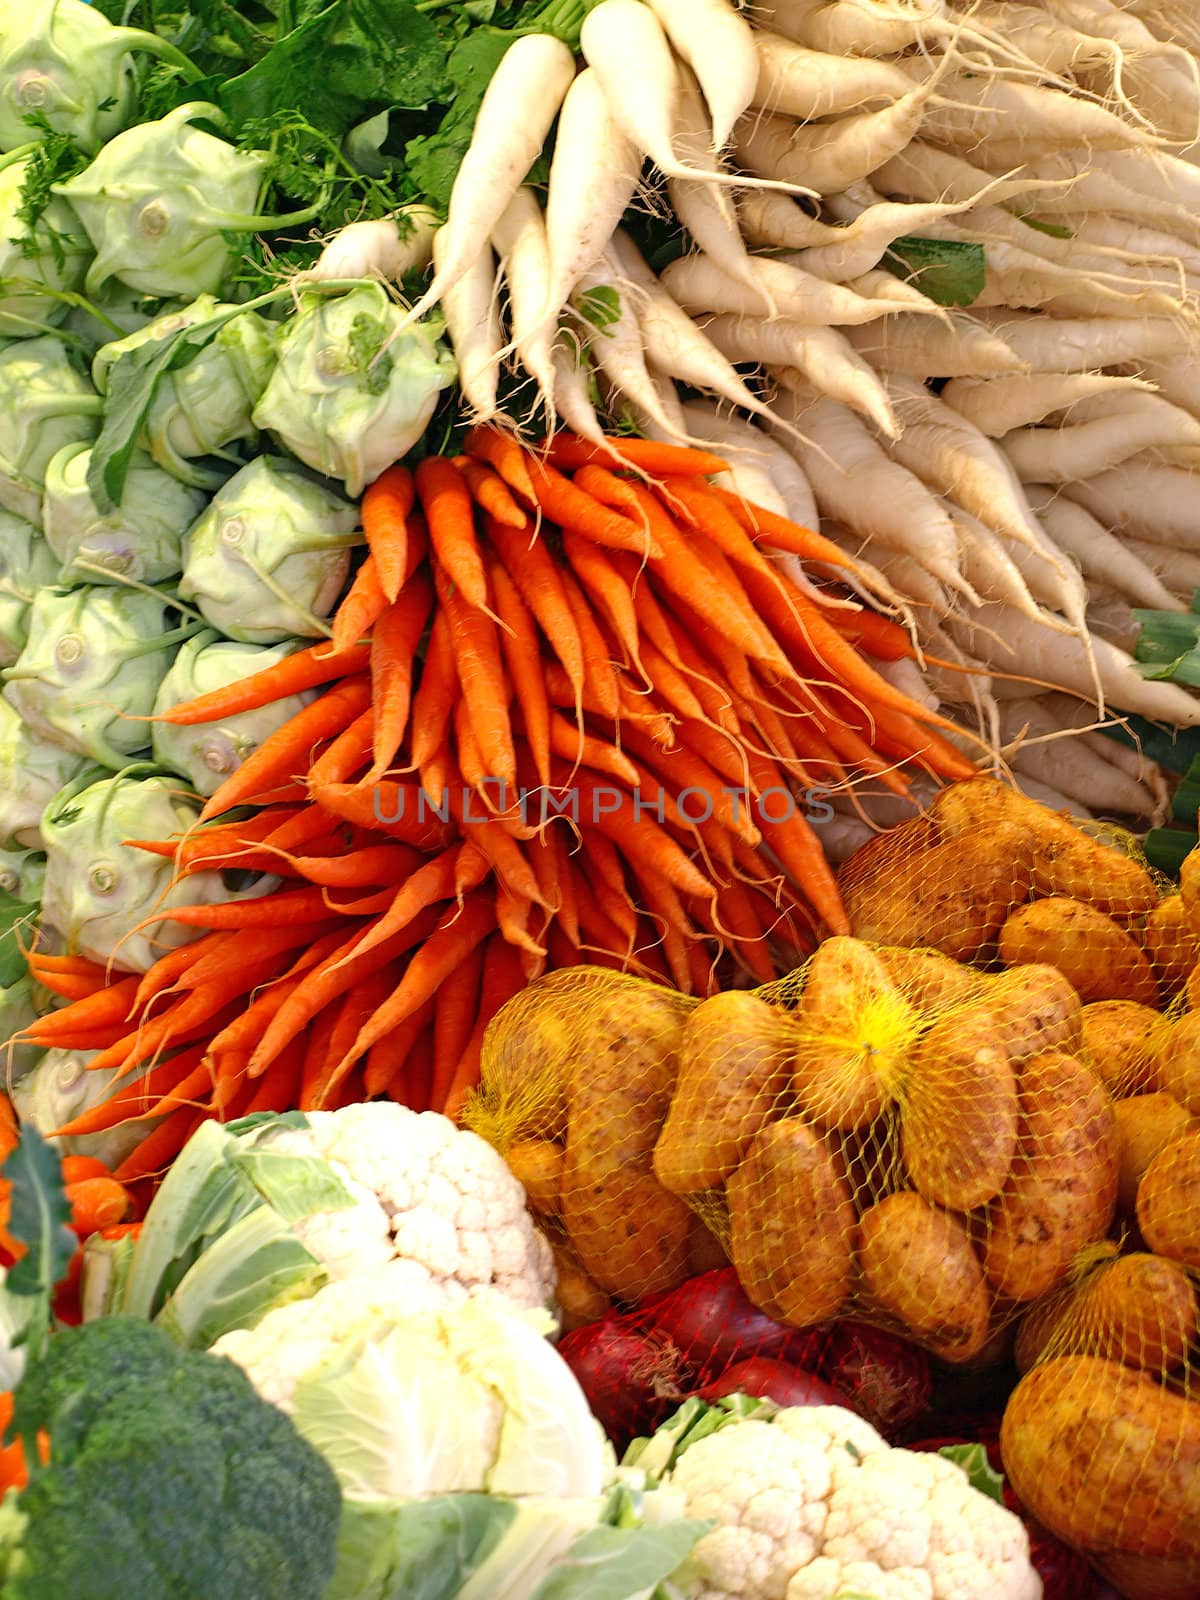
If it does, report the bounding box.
[1080,999,1164,1098]
[1136,1129,1200,1271]
[999,896,1160,1007]
[857,1190,992,1364]
[1141,893,1200,999]
[1155,1010,1200,1116]
[1114,1093,1197,1214]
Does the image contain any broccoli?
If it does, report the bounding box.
[0,1316,342,1600]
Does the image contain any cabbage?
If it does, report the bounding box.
[0,0,198,153]
[54,102,272,299]
[152,633,315,796]
[252,281,456,496]
[12,1045,157,1166]
[0,335,101,522]
[42,440,207,585]
[38,767,265,971]
[0,149,91,338]
[2,586,195,768]
[178,457,360,643]
[0,696,88,849]
[0,509,58,667]
[92,295,277,487]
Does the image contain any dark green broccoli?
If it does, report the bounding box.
[0,1316,342,1600]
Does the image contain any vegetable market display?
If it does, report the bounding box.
[0,0,1198,1596]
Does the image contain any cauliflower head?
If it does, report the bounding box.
[263,1101,555,1310]
[665,1405,1042,1600]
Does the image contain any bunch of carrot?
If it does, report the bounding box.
[20,428,975,1183]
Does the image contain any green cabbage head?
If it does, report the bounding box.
[42,441,208,586]
[252,281,456,496]
[54,103,272,299]
[92,296,277,487]
[179,457,360,643]
[0,335,101,522]
[2,586,196,768]
[152,633,316,797]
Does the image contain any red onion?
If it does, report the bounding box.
[558,1313,689,1448]
[641,1268,830,1383]
[700,1356,846,1409]
[819,1321,932,1440]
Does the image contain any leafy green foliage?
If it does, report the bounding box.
[0,1129,75,1367]
[1,1317,342,1600]
[882,235,987,307]
[937,1443,1005,1506]
[0,892,38,994]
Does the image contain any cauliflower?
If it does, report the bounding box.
[259,1101,555,1309]
[663,1405,1042,1600]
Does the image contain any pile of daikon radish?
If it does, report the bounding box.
[326,0,1200,831]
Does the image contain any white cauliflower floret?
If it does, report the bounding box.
[262,1102,555,1310]
[787,1557,933,1600]
[670,1420,832,1600]
[666,1405,1042,1600]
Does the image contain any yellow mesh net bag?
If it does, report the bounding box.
[463,775,1200,1597]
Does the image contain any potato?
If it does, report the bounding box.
[1188,964,1200,1013]
[873,945,991,1012]
[727,1117,856,1326]
[934,777,1159,917]
[1136,1129,1200,1270]
[901,1009,1018,1211]
[1156,1011,1200,1115]
[1095,1551,1200,1600]
[505,1139,564,1215]
[857,1191,992,1363]
[1114,1094,1198,1214]
[998,897,1160,1007]
[1180,843,1200,939]
[838,819,1035,962]
[790,937,918,1130]
[1001,1356,1200,1560]
[550,1245,613,1333]
[654,991,792,1194]
[982,1051,1118,1303]
[983,964,1083,1063]
[1081,1000,1163,1098]
[1014,1250,1198,1373]
[1141,895,1200,999]
[560,981,697,1299]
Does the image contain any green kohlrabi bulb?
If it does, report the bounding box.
[0,333,101,522]
[0,148,91,338]
[152,632,316,796]
[252,281,456,497]
[2,585,197,767]
[0,695,89,849]
[92,295,277,487]
[54,103,273,299]
[0,508,58,666]
[42,440,208,586]
[179,456,361,644]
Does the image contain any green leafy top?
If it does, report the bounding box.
[937,1443,1005,1506]
[0,1129,75,1367]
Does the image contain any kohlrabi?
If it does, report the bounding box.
[252,281,456,496]
[152,633,316,797]
[0,980,40,1085]
[178,457,360,644]
[38,766,272,971]
[0,147,91,338]
[12,1045,156,1165]
[92,296,277,487]
[42,440,208,586]
[62,282,168,358]
[0,334,101,522]
[0,0,200,154]
[0,510,58,667]
[2,586,198,768]
[0,695,88,849]
[53,103,284,299]
[0,846,45,905]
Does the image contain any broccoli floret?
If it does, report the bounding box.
[0,1317,342,1600]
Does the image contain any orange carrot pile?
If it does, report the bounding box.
[26,429,975,1179]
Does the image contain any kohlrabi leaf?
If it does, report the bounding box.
[938,1443,1005,1505]
[1,1126,76,1364]
[882,235,986,308]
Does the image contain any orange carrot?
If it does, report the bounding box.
[709,483,860,570]
[742,746,849,936]
[408,608,458,771]
[485,517,585,710]
[259,840,423,888]
[429,940,484,1111]
[538,433,729,477]
[439,933,526,1120]
[313,780,454,851]
[387,1019,436,1111]
[556,565,621,721]
[157,642,370,726]
[542,709,639,787]
[630,865,694,993]
[65,1175,132,1235]
[434,560,516,790]
[561,528,644,677]
[334,845,479,970]
[60,1155,110,1184]
[21,974,140,1043]
[243,1039,303,1116]
[363,995,435,1099]
[462,425,537,501]
[521,454,663,558]
[307,708,376,788]
[155,886,337,929]
[298,1001,345,1112]
[198,675,373,822]
[361,463,415,603]
[113,1106,209,1183]
[369,571,435,775]
[549,764,716,902]
[454,457,528,529]
[330,555,388,653]
[490,557,552,792]
[416,456,489,611]
[310,965,400,1109]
